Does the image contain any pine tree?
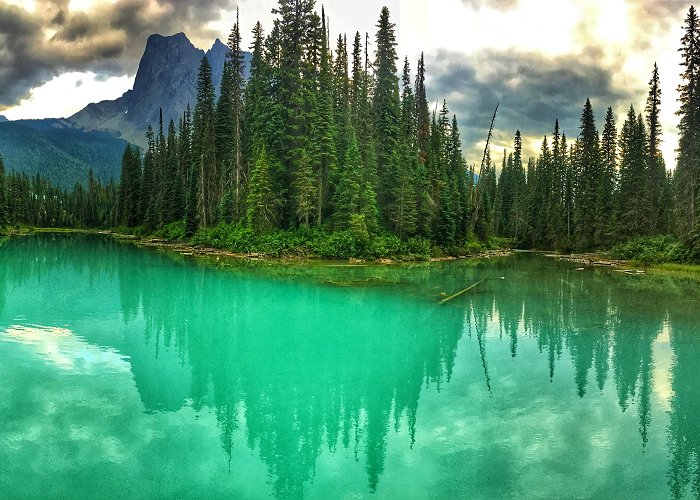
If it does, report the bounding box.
[181,106,198,236]
[451,115,470,240]
[645,63,670,234]
[414,53,432,237]
[676,6,700,236]
[599,107,617,242]
[293,149,317,228]
[415,53,430,167]
[192,57,218,228]
[373,6,402,224]
[0,154,7,227]
[247,147,277,233]
[314,7,336,226]
[617,105,652,238]
[574,98,603,249]
[228,7,247,223]
[162,120,180,224]
[390,57,418,238]
[141,125,157,228]
[245,22,267,158]
[333,33,350,169]
[117,144,142,227]
[334,128,363,229]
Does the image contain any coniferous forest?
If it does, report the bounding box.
[3,4,700,262]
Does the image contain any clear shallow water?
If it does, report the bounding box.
[0,234,699,499]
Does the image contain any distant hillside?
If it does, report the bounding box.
[0,119,128,188]
[0,115,8,123]
[70,33,251,147]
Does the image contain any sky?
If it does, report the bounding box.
[0,0,693,168]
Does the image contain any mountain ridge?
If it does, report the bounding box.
[70,32,250,147]
[0,32,250,186]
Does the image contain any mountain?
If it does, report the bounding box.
[0,119,128,188]
[70,33,250,147]
[0,32,249,187]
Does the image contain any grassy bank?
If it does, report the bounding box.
[1,222,511,262]
[115,221,512,262]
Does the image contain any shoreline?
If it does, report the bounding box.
[110,231,514,264]
[7,228,700,278]
[4,227,514,264]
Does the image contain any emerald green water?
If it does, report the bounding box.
[1,234,699,499]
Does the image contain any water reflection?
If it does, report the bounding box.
[1,236,700,498]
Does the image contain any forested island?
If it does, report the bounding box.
[2,4,700,263]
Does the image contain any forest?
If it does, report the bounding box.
[2,3,700,262]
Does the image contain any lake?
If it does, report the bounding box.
[1,234,698,499]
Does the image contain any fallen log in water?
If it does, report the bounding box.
[439,279,487,304]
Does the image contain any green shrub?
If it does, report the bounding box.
[310,230,357,259]
[368,233,403,259]
[155,221,186,241]
[610,236,691,264]
[403,237,432,260]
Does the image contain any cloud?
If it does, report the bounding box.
[459,0,519,10]
[0,0,239,108]
[427,49,632,165]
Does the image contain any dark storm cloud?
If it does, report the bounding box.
[0,0,241,108]
[629,0,690,39]
[427,50,632,164]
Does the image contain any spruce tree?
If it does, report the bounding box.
[228,7,247,223]
[599,107,617,242]
[333,33,350,170]
[451,115,469,240]
[414,53,432,237]
[617,105,652,238]
[162,120,179,224]
[333,129,363,229]
[676,6,700,236]
[373,6,402,223]
[247,147,277,233]
[192,57,218,228]
[645,63,669,233]
[117,144,142,227]
[574,98,603,249]
[141,125,157,228]
[0,154,7,227]
[293,148,317,228]
[390,57,418,238]
[314,8,337,226]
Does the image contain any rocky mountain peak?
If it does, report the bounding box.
[70,32,250,146]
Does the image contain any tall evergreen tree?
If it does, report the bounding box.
[247,147,277,233]
[117,144,142,227]
[333,33,350,169]
[141,125,157,228]
[192,57,218,228]
[414,53,432,236]
[645,63,670,234]
[314,7,337,226]
[574,98,603,249]
[599,107,617,241]
[373,6,402,223]
[0,154,7,227]
[228,7,247,222]
[617,105,652,237]
[390,57,418,238]
[676,6,700,236]
[162,120,180,224]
